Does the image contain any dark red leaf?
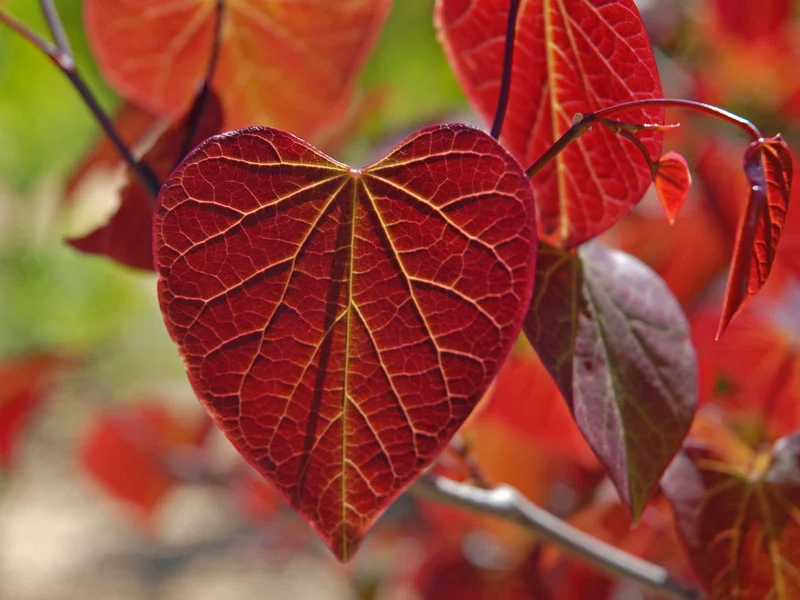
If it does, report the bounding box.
[718,136,793,337]
[84,0,391,139]
[68,92,224,271]
[663,431,800,599]
[524,241,696,518]
[436,0,663,247]
[0,354,67,471]
[654,151,691,224]
[154,124,538,561]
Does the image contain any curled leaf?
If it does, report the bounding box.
[524,241,697,519]
[718,135,793,338]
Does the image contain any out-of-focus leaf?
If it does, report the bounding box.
[155,124,537,561]
[0,353,67,470]
[663,430,800,599]
[524,241,697,519]
[436,0,663,247]
[68,92,224,271]
[719,136,793,337]
[84,0,392,139]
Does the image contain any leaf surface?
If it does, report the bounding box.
[654,151,691,224]
[69,92,224,271]
[154,124,537,561]
[436,0,663,246]
[524,241,696,518]
[663,432,800,599]
[719,136,793,337]
[84,0,391,138]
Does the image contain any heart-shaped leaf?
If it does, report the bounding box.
[523,241,697,518]
[436,0,664,247]
[69,92,224,271]
[663,431,800,599]
[154,124,537,561]
[718,135,793,337]
[84,0,392,138]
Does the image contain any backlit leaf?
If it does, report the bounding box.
[654,151,691,224]
[436,0,663,247]
[524,241,696,518]
[69,92,224,271]
[718,136,793,337]
[155,124,537,561]
[663,432,800,599]
[84,0,392,139]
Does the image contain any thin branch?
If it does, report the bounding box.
[178,0,225,161]
[411,475,703,600]
[525,98,763,180]
[490,0,520,139]
[448,436,491,488]
[0,5,160,199]
[39,0,71,56]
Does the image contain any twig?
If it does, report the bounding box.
[0,5,161,198]
[178,0,225,162]
[411,475,703,600]
[490,0,520,139]
[448,435,491,488]
[525,98,763,180]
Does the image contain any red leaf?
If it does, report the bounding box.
[68,92,224,271]
[713,0,792,44]
[84,0,391,139]
[436,0,664,247]
[479,351,598,469]
[718,136,793,337]
[524,241,697,519]
[81,403,207,519]
[654,151,691,224]
[0,354,67,470]
[154,124,538,561]
[663,431,800,599]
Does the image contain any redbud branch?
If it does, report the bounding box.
[411,475,703,600]
[490,0,520,140]
[525,98,763,180]
[0,6,161,199]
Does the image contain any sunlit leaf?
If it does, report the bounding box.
[524,241,696,518]
[154,124,538,561]
[654,151,691,224]
[436,0,663,247]
[718,136,793,337]
[68,92,224,271]
[84,0,392,139]
[663,431,800,599]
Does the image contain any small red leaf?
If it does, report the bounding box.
[0,354,66,471]
[69,93,224,271]
[654,151,691,224]
[155,124,538,561]
[663,431,800,599]
[524,241,697,519]
[436,0,664,247]
[718,136,793,337]
[84,0,391,139]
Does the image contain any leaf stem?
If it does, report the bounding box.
[0,6,161,199]
[178,0,225,162]
[411,475,703,600]
[490,0,520,139]
[525,98,763,180]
